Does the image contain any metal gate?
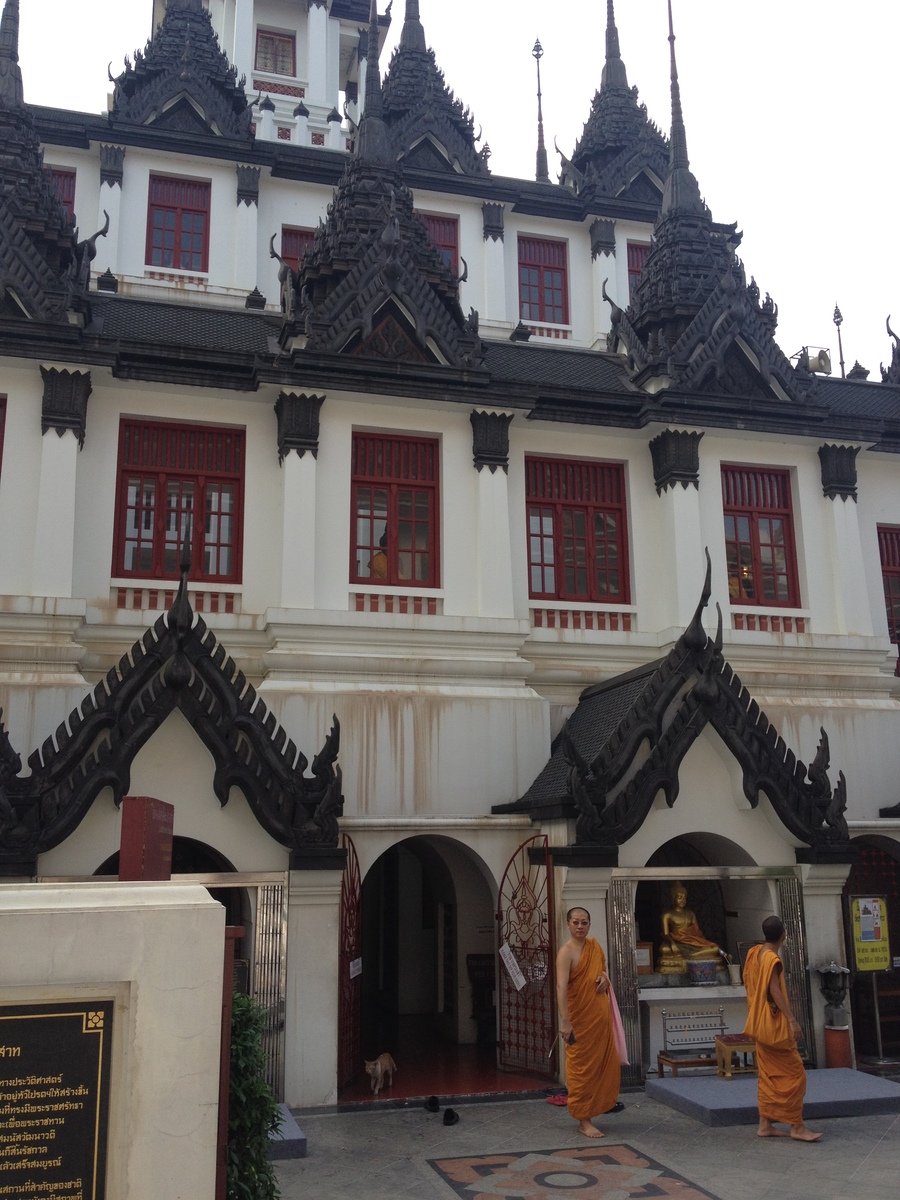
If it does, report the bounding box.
[338,834,362,1089]
[496,834,556,1076]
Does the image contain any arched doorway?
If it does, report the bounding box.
[339,835,542,1101]
[844,836,900,1063]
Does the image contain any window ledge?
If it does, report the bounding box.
[731,611,808,633]
[353,592,443,616]
[531,606,634,632]
[526,322,572,341]
[111,584,242,615]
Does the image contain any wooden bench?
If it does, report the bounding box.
[656,1006,726,1078]
[715,1033,757,1079]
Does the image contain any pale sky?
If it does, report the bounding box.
[18,0,899,380]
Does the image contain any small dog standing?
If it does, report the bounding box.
[364,1052,397,1094]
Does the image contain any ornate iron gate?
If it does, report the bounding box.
[338,833,363,1089]
[496,834,556,1076]
[253,879,288,1100]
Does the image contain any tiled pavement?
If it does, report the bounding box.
[275,1092,900,1200]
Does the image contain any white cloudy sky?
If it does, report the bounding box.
[18,0,899,377]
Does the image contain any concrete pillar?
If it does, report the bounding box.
[235,166,260,293]
[590,219,617,348]
[471,412,515,617]
[816,445,874,635]
[32,432,79,598]
[231,0,254,90]
[306,0,329,111]
[281,453,317,609]
[482,205,506,324]
[798,862,854,1069]
[283,870,343,1107]
[93,146,125,275]
[647,430,707,631]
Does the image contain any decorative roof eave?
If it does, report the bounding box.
[495,556,856,866]
[0,560,343,873]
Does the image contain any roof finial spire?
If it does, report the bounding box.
[601,0,628,90]
[401,0,427,52]
[532,37,549,183]
[662,0,703,215]
[0,0,24,110]
[358,0,391,164]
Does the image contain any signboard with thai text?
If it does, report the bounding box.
[850,896,891,972]
[0,1001,113,1200]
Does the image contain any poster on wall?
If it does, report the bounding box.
[849,896,891,972]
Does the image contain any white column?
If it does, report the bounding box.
[231,0,254,90]
[283,870,343,1107]
[92,147,124,277]
[32,432,79,598]
[234,188,259,293]
[799,862,854,1068]
[655,483,706,631]
[281,452,317,609]
[825,494,874,636]
[483,233,507,325]
[305,0,330,112]
[475,466,514,618]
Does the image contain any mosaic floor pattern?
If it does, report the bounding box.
[429,1143,721,1200]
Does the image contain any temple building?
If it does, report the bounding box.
[1,0,899,1105]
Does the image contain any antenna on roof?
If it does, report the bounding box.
[833,305,846,379]
[532,37,550,183]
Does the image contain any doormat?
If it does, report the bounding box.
[429,1143,720,1199]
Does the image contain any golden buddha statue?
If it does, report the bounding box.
[655,882,725,974]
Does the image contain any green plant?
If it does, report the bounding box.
[227,993,282,1200]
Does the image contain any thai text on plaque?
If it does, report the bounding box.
[0,1000,113,1200]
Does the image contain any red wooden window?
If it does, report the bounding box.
[48,168,76,223]
[526,457,629,603]
[424,214,459,275]
[627,242,650,299]
[878,527,900,652]
[722,465,799,606]
[255,30,296,76]
[113,419,244,584]
[281,227,315,273]
[146,175,211,272]
[518,237,568,325]
[351,432,439,588]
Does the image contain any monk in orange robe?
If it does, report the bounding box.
[742,915,821,1142]
[555,907,621,1137]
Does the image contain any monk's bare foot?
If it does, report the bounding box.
[757,1119,788,1138]
[790,1125,822,1142]
[577,1119,605,1139]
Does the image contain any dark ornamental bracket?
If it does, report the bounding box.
[236,164,261,206]
[482,203,505,243]
[590,219,616,260]
[275,391,325,460]
[99,144,126,188]
[818,443,859,502]
[470,409,512,473]
[40,367,92,447]
[0,552,344,876]
[649,428,703,493]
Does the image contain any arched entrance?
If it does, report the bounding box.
[844,836,900,1063]
[339,835,543,1101]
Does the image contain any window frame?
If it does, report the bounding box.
[112,418,245,585]
[422,213,459,275]
[517,236,569,326]
[48,167,76,223]
[145,174,211,274]
[350,432,440,590]
[525,456,630,605]
[626,241,650,300]
[255,29,296,77]
[878,526,900,653]
[721,464,800,608]
[281,226,315,274]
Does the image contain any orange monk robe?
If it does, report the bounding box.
[742,944,806,1125]
[565,938,620,1120]
[668,915,719,954]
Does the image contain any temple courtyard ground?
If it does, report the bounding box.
[274,1090,900,1200]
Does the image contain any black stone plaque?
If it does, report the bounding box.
[0,1001,113,1200]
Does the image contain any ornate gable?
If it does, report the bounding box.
[0,559,343,875]
[110,0,252,140]
[382,1,489,176]
[496,558,854,867]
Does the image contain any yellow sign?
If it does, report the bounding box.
[850,896,891,972]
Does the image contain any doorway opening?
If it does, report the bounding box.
[339,835,543,1101]
[843,836,900,1064]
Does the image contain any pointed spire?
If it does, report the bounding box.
[600,0,628,90]
[400,0,427,52]
[358,0,392,164]
[0,0,24,110]
[663,0,703,214]
[532,38,549,183]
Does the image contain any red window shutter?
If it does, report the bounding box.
[525,457,629,603]
[281,227,315,273]
[517,237,569,325]
[627,242,650,298]
[48,168,76,223]
[145,176,211,272]
[423,215,459,274]
[113,419,244,584]
[721,465,799,606]
[351,432,439,588]
[878,526,900,645]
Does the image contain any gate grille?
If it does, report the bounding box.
[497,835,555,1076]
[253,881,288,1100]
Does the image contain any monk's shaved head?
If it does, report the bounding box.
[566,907,591,922]
[762,915,785,942]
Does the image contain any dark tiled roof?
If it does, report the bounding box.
[331,1,377,19]
[515,665,658,810]
[817,377,900,421]
[482,341,634,393]
[90,296,278,354]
